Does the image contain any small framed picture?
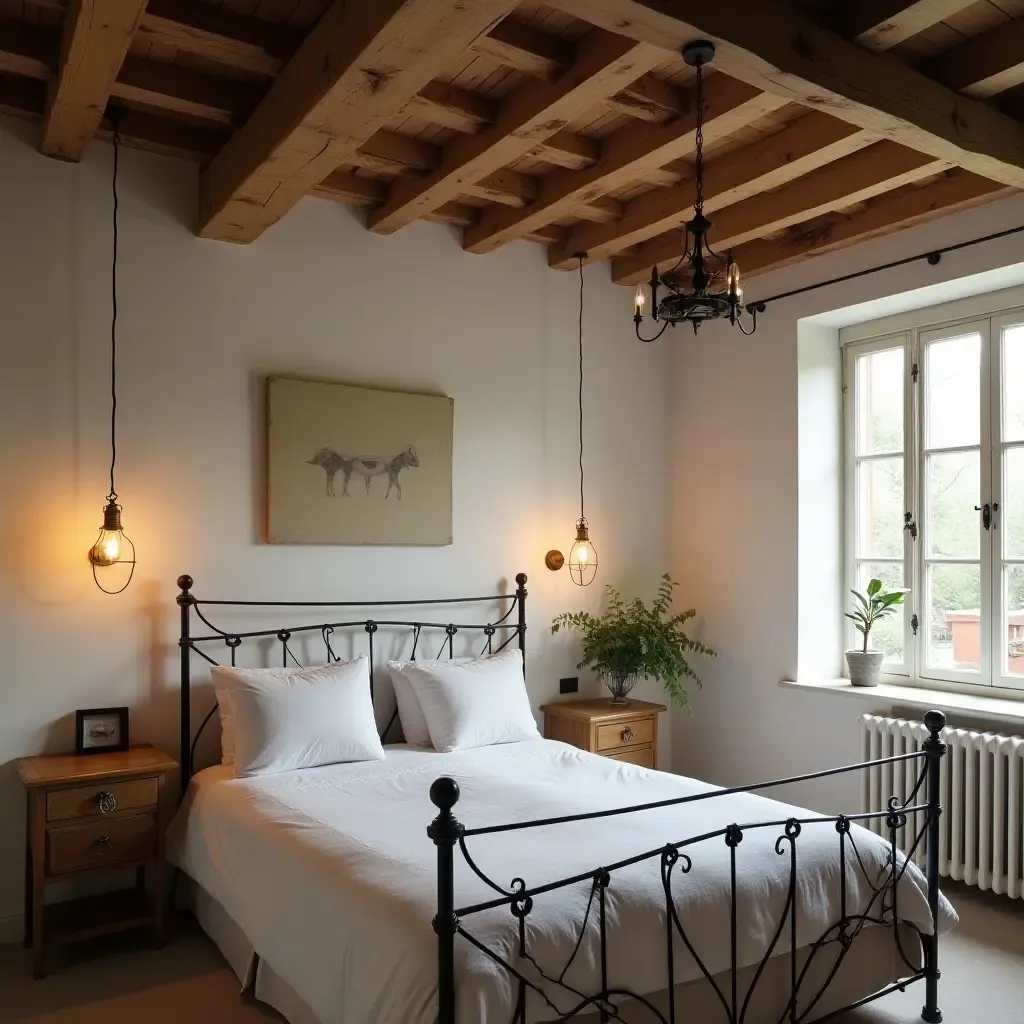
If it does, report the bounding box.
[75,707,130,755]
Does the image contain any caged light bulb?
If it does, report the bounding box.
[568,518,598,587]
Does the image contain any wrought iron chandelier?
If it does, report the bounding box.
[633,41,764,341]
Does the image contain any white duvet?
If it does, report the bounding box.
[167,739,956,1024]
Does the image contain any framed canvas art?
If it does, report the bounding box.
[267,378,453,545]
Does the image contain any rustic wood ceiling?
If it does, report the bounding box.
[1,0,1023,283]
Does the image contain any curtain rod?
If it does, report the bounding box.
[756,223,1024,309]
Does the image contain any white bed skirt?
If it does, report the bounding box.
[183,876,922,1024]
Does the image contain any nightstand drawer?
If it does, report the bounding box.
[607,746,655,769]
[48,814,156,875]
[596,717,655,752]
[46,777,158,823]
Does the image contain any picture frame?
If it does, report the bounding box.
[75,707,130,756]
[266,377,454,546]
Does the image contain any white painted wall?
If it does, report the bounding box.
[0,118,672,939]
[669,191,1024,813]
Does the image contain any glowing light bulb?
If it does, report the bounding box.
[90,529,122,567]
[727,259,742,302]
[634,284,645,313]
[568,518,598,587]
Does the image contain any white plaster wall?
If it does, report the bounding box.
[0,118,672,940]
[669,191,1024,813]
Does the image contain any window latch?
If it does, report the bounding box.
[911,614,919,636]
[975,503,994,530]
[903,512,917,541]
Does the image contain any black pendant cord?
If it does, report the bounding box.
[755,223,1024,310]
[108,119,120,505]
[577,255,585,523]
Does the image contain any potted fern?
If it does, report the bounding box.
[845,578,906,687]
[551,574,715,710]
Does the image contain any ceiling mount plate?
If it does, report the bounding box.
[682,40,716,67]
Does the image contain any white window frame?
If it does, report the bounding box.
[842,297,1024,696]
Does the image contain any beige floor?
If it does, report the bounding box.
[1,883,1021,1023]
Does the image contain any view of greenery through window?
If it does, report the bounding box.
[854,324,1024,680]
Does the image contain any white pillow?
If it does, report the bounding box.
[401,649,539,752]
[211,664,309,765]
[228,657,385,778]
[387,657,476,746]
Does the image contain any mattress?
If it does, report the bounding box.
[167,739,957,1024]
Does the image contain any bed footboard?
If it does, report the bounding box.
[428,711,948,1024]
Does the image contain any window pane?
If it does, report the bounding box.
[856,347,903,455]
[1006,566,1024,679]
[927,563,981,672]
[856,457,903,558]
[1004,324,1024,443]
[925,333,980,449]
[925,450,980,558]
[855,562,905,664]
[1005,446,1024,560]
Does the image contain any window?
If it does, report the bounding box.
[844,307,1024,693]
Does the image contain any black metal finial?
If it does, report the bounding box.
[923,710,946,737]
[430,777,461,813]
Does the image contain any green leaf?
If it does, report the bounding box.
[866,578,882,597]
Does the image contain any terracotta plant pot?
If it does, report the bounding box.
[845,650,885,687]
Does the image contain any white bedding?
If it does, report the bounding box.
[167,739,956,1024]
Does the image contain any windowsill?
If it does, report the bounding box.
[779,677,1024,727]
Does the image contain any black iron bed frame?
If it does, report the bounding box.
[176,573,947,1024]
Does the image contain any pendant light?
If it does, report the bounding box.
[567,253,597,587]
[88,114,136,594]
[632,41,765,341]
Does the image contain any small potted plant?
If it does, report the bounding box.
[551,574,715,710]
[845,578,906,687]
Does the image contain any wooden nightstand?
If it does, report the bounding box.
[16,745,178,977]
[540,698,667,768]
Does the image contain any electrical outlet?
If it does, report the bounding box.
[559,677,579,694]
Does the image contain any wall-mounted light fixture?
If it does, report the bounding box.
[88,112,135,595]
[546,254,598,586]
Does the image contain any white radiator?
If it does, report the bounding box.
[859,713,1024,898]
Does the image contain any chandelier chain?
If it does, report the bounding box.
[694,59,704,214]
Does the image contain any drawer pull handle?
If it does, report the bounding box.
[94,836,112,858]
[622,726,634,743]
[97,791,117,815]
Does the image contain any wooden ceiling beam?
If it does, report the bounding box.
[0,21,258,126]
[0,20,54,80]
[112,56,259,125]
[312,171,388,207]
[42,0,149,160]
[550,0,1024,190]
[833,1,978,52]
[198,0,521,242]
[605,73,683,121]
[548,113,872,268]
[366,30,666,235]
[925,19,1024,99]
[534,130,600,170]
[471,18,571,78]
[463,77,783,254]
[612,140,949,284]
[733,170,1013,280]
[407,81,496,133]
[136,0,294,78]
[0,63,226,158]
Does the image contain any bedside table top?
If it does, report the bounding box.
[17,745,178,788]
[539,697,668,721]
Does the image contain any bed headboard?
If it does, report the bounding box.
[176,572,527,796]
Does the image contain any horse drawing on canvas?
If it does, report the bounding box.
[306,446,420,499]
